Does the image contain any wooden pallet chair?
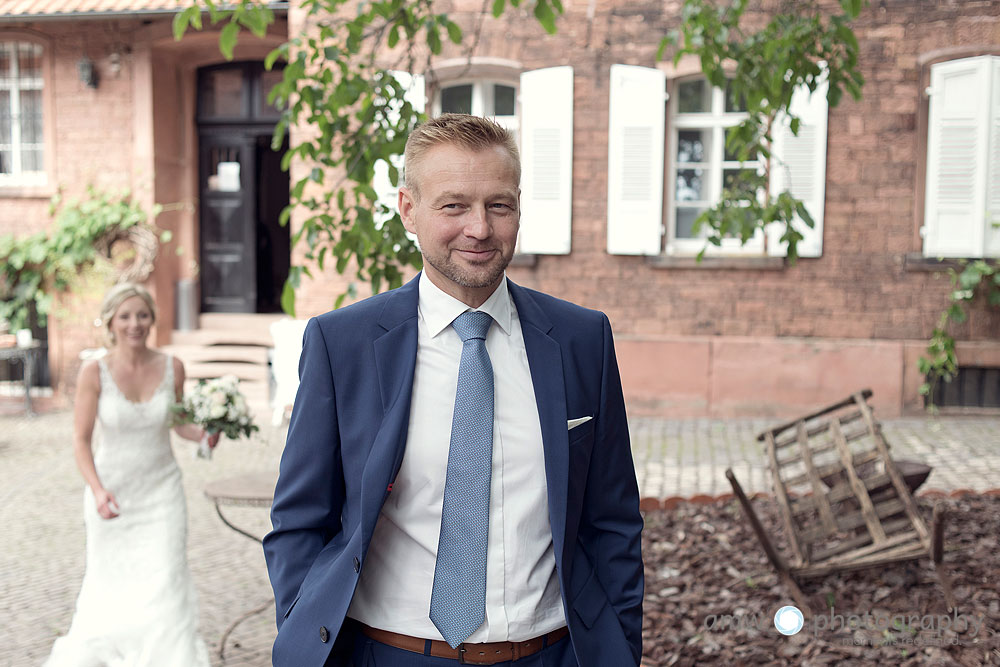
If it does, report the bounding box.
[725,389,955,616]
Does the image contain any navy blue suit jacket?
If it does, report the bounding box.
[263,275,643,666]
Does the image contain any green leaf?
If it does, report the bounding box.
[426,25,442,54]
[534,0,557,34]
[491,0,506,18]
[280,279,297,317]
[219,21,240,61]
[446,20,463,44]
[172,6,199,41]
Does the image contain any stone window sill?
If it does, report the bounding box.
[904,253,1000,272]
[646,255,786,270]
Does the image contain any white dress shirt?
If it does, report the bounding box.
[347,272,566,642]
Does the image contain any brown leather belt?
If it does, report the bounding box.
[360,624,569,665]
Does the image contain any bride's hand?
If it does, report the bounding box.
[206,430,221,450]
[94,488,120,519]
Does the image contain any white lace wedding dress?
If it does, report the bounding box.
[46,355,209,667]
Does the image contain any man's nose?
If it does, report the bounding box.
[464,206,490,238]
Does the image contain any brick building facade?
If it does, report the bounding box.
[2,0,998,417]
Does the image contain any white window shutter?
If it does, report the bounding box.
[607,64,666,255]
[518,66,574,255]
[923,57,991,257]
[767,75,829,258]
[986,57,1000,258]
[374,72,425,226]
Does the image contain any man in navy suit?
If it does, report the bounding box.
[264,113,643,666]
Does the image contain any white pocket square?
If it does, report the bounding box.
[567,416,593,430]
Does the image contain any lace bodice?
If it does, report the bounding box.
[94,355,178,510]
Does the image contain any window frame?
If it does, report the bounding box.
[0,37,49,188]
[665,75,764,256]
[432,78,520,135]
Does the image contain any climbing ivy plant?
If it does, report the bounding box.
[0,187,163,331]
[918,261,1000,408]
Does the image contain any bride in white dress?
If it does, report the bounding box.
[46,283,219,667]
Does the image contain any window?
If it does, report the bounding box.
[667,78,763,255]
[434,80,519,134]
[923,55,1000,258]
[0,41,45,184]
[606,63,827,259]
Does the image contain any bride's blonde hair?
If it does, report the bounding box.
[98,282,157,346]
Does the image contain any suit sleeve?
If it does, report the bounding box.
[263,318,346,628]
[586,314,644,661]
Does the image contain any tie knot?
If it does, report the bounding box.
[452,310,493,342]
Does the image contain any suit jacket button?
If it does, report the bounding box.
[320,626,330,643]
[353,556,360,573]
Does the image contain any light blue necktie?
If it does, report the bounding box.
[430,310,495,648]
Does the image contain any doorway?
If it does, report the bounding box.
[196,62,288,313]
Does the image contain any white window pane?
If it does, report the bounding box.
[21,147,41,172]
[0,44,11,81]
[494,84,515,116]
[18,43,41,80]
[675,206,704,238]
[677,79,709,113]
[677,129,709,163]
[724,80,746,112]
[676,168,706,201]
[20,89,41,143]
[440,84,472,114]
[0,90,10,142]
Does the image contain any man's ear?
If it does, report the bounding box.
[398,186,417,234]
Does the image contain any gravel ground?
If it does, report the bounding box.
[641,495,1000,666]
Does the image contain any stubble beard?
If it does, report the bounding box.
[423,248,511,291]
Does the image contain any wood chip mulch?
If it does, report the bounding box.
[640,494,1000,666]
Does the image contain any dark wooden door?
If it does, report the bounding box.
[199,131,257,312]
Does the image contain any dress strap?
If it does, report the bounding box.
[161,354,175,394]
[96,356,115,395]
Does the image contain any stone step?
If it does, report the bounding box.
[163,344,270,365]
[170,328,274,347]
[184,361,270,383]
[197,312,286,332]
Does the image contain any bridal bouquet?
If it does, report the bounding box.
[173,375,259,459]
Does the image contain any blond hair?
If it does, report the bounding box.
[403,113,520,195]
[98,282,156,346]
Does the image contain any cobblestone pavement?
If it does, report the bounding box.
[3,407,998,666]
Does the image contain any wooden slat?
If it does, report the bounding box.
[790,470,892,517]
[799,498,906,543]
[765,431,804,564]
[773,409,865,450]
[831,418,886,542]
[820,534,924,570]
[757,389,873,442]
[776,421,870,466]
[795,421,839,534]
[856,392,929,542]
[810,517,914,562]
[796,542,926,578]
[784,449,880,489]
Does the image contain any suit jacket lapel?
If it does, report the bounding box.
[361,275,420,551]
[508,280,569,569]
